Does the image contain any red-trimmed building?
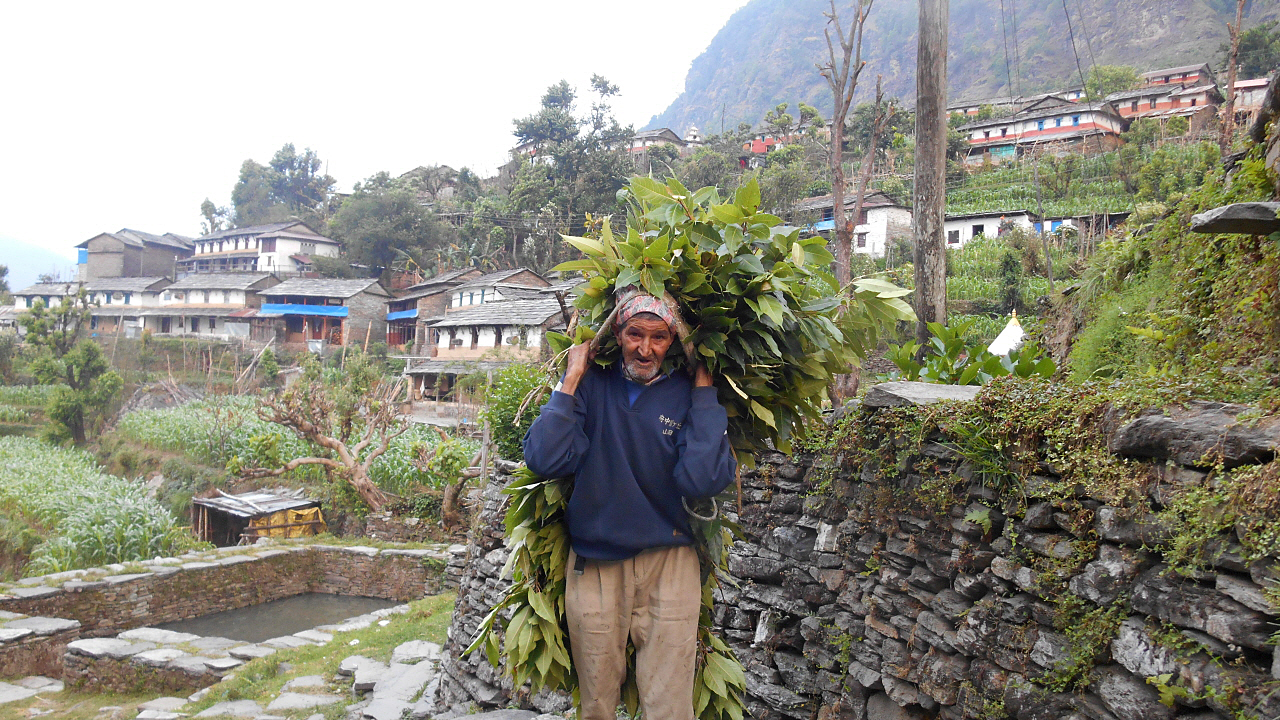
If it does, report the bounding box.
[1141,63,1216,88]
[957,96,1127,165]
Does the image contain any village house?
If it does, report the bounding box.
[75,229,193,281]
[84,277,172,337]
[1141,63,1217,88]
[943,210,1038,248]
[628,128,686,154]
[11,282,80,311]
[958,95,1127,164]
[1105,83,1222,132]
[384,267,484,352]
[1232,78,1270,121]
[255,278,391,350]
[145,273,279,339]
[794,191,913,259]
[403,297,568,402]
[447,268,550,310]
[179,222,341,276]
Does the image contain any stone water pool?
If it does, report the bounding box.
[155,592,399,643]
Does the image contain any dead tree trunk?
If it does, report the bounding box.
[913,0,949,345]
[1220,0,1246,157]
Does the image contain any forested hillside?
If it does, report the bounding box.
[648,0,1279,135]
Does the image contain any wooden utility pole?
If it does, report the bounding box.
[1032,156,1055,293]
[913,0,948,344]
[818,0,875,288]
[1220,0,1246,157]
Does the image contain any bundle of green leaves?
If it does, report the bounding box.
[549,176,915,456]
[467,176,913,720]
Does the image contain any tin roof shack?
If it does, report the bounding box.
[794,191,912,259]
[75,229,193,281]
[385,268,483,353]
[192,491,324,547]
[259,278,392,351]
[406,298,567,402]
[147,273,279,339]
[85,277,172,337]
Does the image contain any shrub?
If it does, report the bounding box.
[482,363,549,461]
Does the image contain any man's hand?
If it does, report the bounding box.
[560,342,594,396]
[694,363,714,388]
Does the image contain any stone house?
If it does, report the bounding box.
[958,96,1128,164]
[795,192,913,259]
[145,273,279,339]
[385,268,483,352]
[85,277,172,337]
[179,222,341,276]
[75,229,193,281]
[404,297,568,401]
[256,278,392,349]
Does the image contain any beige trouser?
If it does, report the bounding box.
[565,544,701,720]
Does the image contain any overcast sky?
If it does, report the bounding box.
[0,0,748,263]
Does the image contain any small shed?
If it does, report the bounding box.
[192,491,326,546]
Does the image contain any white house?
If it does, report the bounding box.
[180,222,341,276]
[429,297,566,362]
[85,277,172,337]
[943,211,1037,248]
[448,268,549,310]
[11,282,80,311]
[144,273,279,338]
[794,192,912,259]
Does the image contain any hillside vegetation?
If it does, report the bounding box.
[648,0,1278,135]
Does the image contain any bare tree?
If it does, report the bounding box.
[849,76,893,264]
[818,0,876,288]
[243,365,408,511]
[1220,0,1246,157]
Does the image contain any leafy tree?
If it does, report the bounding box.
[21,291,121,444]
[1221,21,1280,78]
[679,149,739,193]
[328,177,455,273]
[848,98,911,155]
[230,144,336,227]
[199,199,230,234]
[0,264,9,294]
[1085,65,1140,100]
[259,348,279,387]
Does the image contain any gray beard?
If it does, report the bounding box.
[622,359,660,384]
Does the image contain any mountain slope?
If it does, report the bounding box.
[648,0,1278,136]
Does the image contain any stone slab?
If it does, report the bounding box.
[195,700,263,717]
[293,630,333,644]
[863,381,981,409]
[0,682,39,705]
[1190,202,1280,234]
[263,635,313,649]
[0,628,33,643]
[136,711,184,720]
[204,657,244,672]
[5,616,79,635]
[103,573,151,585]
[186,637,240,653]
[283,675,327,690]
[119,628,201,645]
[393,641,441,666]
[265,693,341,711]
[7,586,61,599]
[68,638,140,658]
[361,698,411,720]
[228,645,276,661]
[138,697,190,711]
[371,662,434,702]
[133,648,189,667]
[17,676,61,691]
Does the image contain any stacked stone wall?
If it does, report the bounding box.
[437,382,1280,720]
[0,545,445,639]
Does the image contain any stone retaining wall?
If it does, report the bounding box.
[0,544,447,641]
[436,382,1280,720]
[0,617,80,678]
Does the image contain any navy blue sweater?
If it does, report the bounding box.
[523,364,737,560]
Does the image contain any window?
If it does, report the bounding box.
[300,242,316,255]
[104,293,112,305]
[261,239,276,252]
[222,291,231,303]
[1001,127,1008,137]
[983,130,990,139]
[123,293,131,304]
[1190,98,1197,107]
[947,230,960,244]
[1055,117,1062,127]
[191,318,200,332]
[468,292,475,304]
[972,224,985,237]
[1131,100,1138,111]
[1149,98,1157,109]
[209,317,216,330]
[163,292,171,301]
[856,233,867,248]
[1072,115,1080,126]
[1036,120,1045,131]
[91,316,98,330]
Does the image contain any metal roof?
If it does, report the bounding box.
[168,273,274,290]
[431,298,567,328]
[84,277,170,293]
[192,491,319,519]
[14,282,79,296]
[265,278,390,298]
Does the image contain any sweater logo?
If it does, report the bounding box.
[659,414,683,436]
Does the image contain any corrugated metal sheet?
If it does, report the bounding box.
[193,491,318,519]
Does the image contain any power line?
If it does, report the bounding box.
[1009,0,1023,98]
[1072,0,1100,82]
[999,0,1016,98]
[1060,0,1091,95]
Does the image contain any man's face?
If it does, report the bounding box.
[619,316,673,384]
